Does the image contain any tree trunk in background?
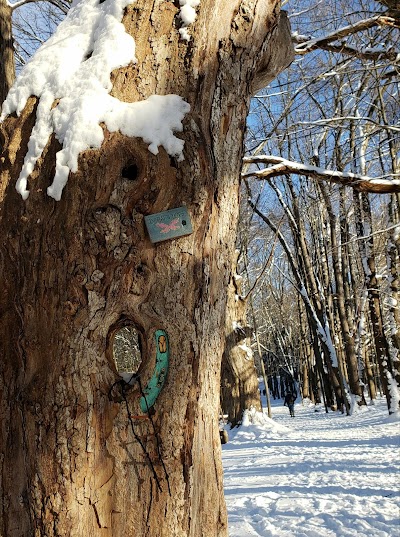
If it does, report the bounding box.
[353,190,398,412]
[387,194,400,388]
[320,184,364,404]
[0,2,293,536]
[0,0,14,105]
[298,301,312,400]
[364,345,377,402]
[221,256,261,427]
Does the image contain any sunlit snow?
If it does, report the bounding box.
[223,392,400,537]
[178,0,200,41]
[1,0,190,201]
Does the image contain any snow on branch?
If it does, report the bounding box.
[8,0,41,9]
[293,13,400,60]
[295,40,399,62]
[298,117,400,133]
[242,155,400,194]
[8,0,69,13]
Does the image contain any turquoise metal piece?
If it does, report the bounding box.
[144,207,193,243]
[139,330,169,412]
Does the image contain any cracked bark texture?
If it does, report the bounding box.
[221,253,261,427]
[0,0,15,105]
[0,2,293,536]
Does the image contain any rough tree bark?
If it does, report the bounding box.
[221,253,261,427]
[387,194,400,392]
[319,184,365,404]
[0,1,293,536]
[0,0,15,105]
[353,190,398,412]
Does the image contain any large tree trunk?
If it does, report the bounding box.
[0,2,293,536]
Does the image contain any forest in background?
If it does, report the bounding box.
[225,0,400,417]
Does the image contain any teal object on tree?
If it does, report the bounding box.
[140,330,169,412]
[144,207,192,243]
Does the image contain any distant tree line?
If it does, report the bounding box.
[224,0,400,418]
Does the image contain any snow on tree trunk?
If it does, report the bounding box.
[387,194,400,390]
[0,1,293,535]
[353,190,400,413]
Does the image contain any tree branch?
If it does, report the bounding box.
[243,217,283,301]
[293,12,400,60]
[9,0,43,10]
[298,116,400,133]
[294,39,399,62]
[242,155,400,193]
[9,0,69,14]
[294,13,398,49]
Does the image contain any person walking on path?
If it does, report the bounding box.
[284,392,296,417]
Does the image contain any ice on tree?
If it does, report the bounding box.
[0,0,190,201]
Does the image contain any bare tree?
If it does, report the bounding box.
[240,0,399,414]
[0,0,69,103]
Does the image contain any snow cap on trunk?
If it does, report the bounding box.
[1,0,190,201]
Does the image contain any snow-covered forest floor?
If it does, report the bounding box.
[222,394,400,537]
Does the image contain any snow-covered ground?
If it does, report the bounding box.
[222,396,400,537]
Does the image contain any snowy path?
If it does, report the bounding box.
[222,398,400,537]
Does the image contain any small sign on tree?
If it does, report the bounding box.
[144,207,193,243]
